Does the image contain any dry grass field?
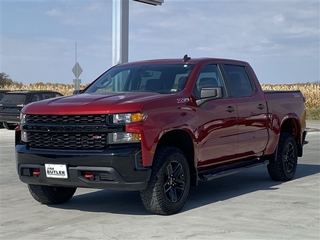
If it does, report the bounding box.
[261,83,320,120]
[1,82,319,119]
[1,83,76,96]
[261,83,319,109]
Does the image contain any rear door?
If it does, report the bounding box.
[222,64,268,158]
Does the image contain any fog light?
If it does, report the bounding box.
[21,131,28,142]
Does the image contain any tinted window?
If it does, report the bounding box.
[42,93,52,99]
[31,94,42,102]
[224,65,254,97]
[52,92,63,98]
[0,94,26,104]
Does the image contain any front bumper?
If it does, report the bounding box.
[16,144,151,191]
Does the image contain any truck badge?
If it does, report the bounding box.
[92,135,102,140]
[177,98,189,103]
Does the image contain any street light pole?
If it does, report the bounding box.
[112,0,129,66]
[112,0,163,66]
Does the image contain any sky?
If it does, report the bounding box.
[0,0,319,85]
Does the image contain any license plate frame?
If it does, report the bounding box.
[45,164,68,179]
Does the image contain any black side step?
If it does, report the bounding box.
[199,160,269,182]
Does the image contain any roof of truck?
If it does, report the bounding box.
[116,57,249,66]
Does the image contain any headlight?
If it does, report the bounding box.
[20,113,28,142]
[20,113,26,124]
[111,112,146,124]
[108,132,141,144]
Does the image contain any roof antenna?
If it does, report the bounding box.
[183,54,191,62]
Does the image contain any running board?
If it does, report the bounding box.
[199,160,269,182]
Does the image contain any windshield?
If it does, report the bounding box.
[85,64,195,94]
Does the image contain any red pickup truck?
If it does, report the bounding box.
[15,56,307,215]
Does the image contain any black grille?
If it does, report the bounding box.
[26,114,107,124]
[23,114,124,150]
[28,132,107,150]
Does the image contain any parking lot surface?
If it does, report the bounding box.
[0,126,319,240]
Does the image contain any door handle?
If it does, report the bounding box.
[225,106,235,113]
[257,104,265,110]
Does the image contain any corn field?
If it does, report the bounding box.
[0,83,76,96]
[1,82,319,109]
[261,83,319,109]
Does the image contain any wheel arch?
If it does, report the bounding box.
[157,129,197,186]
[280,116,303,156]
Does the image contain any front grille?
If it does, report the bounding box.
[23,114,122,150]
[26,114,107,124]
[27,132,107,150]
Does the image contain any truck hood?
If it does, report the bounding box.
[23,92,177,115]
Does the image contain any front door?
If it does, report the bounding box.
[193,64,238,171]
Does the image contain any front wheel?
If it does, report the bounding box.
[140,147,190,215]
[267,133,298,181]
[28,184,77,204]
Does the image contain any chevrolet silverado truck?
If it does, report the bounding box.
[15,56,307,215]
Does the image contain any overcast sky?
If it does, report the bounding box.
[1,0,319,85]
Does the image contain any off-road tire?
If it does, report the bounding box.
[3,122,17,130]
[140,147,190,215]
[28,184,76,204]
[267,133,298,181]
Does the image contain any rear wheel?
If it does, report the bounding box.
[28,184,76,204]
[267,133,298,181]
[3,122,17,130]
[140,147,190,215]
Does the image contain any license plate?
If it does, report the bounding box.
[45,164,68,179]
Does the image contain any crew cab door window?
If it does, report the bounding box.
[224,65,254,97]
[193,64,225,99]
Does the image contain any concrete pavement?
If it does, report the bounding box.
[306,120,320,131]
[0,125,319,240]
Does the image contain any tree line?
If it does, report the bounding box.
[0,72,76,88]
[0,72,20,87]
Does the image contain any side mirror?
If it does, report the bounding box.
[73,90,83,95]
[196,87,223,106]
[200,87,222,99]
